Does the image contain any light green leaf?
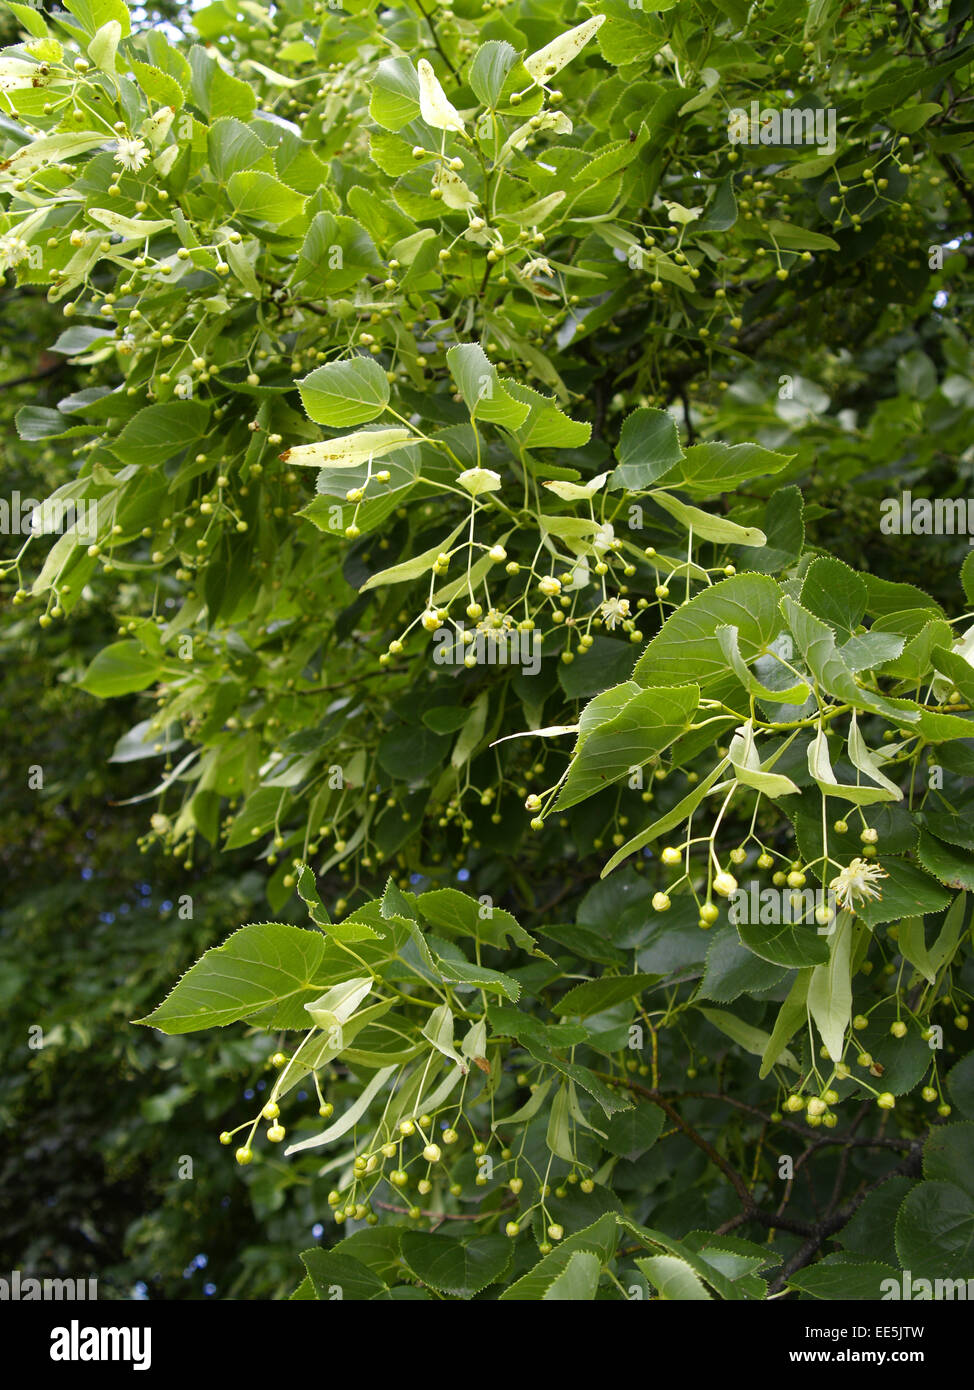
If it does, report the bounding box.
[88,208,174,238]
[542,1250,601,1300]
[282,428,412,468]
[716,625,809,705]
[107,401,210,469]
[807,726,897,806]
[369,56,421,131]
[608,407,683,491]
[360,518,467,592]
[601,761,733,876]
[421,1004,467,1070]
[285,1066,398,1154]
[78,640,163,698]
[298,358,391,427]
[546,1082,576,1161]
[636,1254,712,1301]
[729,721,801,797]
[227,170,306,224]
[524,16,606,83]
[651,490,766,546]
[135,922,333,1034]
[555,684,699,811]
[807,911,853,1061]
[446,344,530,427]
[760,969,812,1076]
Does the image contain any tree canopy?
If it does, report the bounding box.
[1,0,973,1304]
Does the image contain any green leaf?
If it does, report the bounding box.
[636,1254,712,1300]
[924,1123,974,1200]
[542,1250,602,1300]
[608,407,684,491]
[800,556,867,637]
[292,212,383,297]
[917,832,974,891]
[298,357,391,427]
[555,683,699,811]
[896,1181,974,1280]
[744,485,804,574]
[505,380,591,448]
[189,44,256,120]
[633,574,783,697]
[660,442,792,500]
[557,973,661,1018]
[107,401,210,468]
[499,1214,619,1299]
[651,491,766,547]
[435,956,521,1002]
[135,922,333,1033]
[781,595,920,723]
[738,917,829,970]
[207,117,271,181]
[523,1042,632,1116]
[298,1249,389,1301]
[469,40,518,106]
[807,910,853,1062]
[603,1103,664,1160]
[760,969,811,1076]
[446,344,530,427]
[227,170,306,225]
[64,0,131,38]
[400,1234,511,1297]
[78,640,163,698]
[417,887,536,952]
[369,56,421,131]
[698,1006,796,1068]
[129,58,184,109]
[787,1260,897,1300]
[948,1053,974,1118]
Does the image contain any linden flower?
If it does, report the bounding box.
[600,596,630,630]
[0,234,30,271]
[829,857,888,910]
[522,257,554,278]
[114,137,150,172]
[592,522,615,553]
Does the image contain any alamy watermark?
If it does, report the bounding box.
[432,620,541,676]
[881,1270,974,1300]
[0,1268,98,1299]
[727,102,836,154]
[880,492,974,542]
[0,492,98,542]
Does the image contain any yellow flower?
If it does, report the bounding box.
[829,857,887,910]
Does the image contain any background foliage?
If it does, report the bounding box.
[1,0,973,1300]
